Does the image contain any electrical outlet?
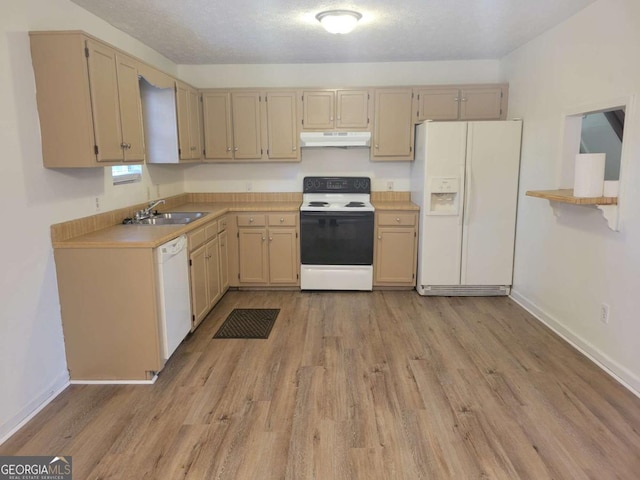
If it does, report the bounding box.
[600,303,610,324]
[146,186,151,200]
[95,196,101,212]
[387,181,394,191]
[246,182,253,192]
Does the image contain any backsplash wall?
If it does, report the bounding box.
[183,147,412,192]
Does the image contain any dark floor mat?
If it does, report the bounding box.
[213,308,280,339]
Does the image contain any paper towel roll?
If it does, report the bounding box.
[574,153,605,197]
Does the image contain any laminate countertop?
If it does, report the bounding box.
[53,202,301,249]
[371,201,420,211]
[53,199,420,249]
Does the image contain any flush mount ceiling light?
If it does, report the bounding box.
[315,10,362,34]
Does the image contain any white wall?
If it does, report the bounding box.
[503,0,640,393]
[178,60,502,89]
[0,0,183,441]
[181,60,503,193]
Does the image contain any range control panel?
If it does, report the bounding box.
[303,176,371,194]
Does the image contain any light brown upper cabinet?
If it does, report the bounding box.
[414,85,507,122]
[30,32,145,167]
[175,81,203,161]
[202,91,263,161]
[265,91,300,161]
[302,89,370,130]
[372,88,415,161]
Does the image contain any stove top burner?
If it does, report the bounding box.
[345,202,365,208]
[308,201,329,207]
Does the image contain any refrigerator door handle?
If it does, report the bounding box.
[458,165,465,226]
[464,166,472,226]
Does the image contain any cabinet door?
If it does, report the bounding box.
[372,89,414,160]
[115,54,145,162]
[190,243,209,328]
[460,87,504,120]
[238,228,269,283]
[266,91,299,160]
[374,227,417,285]
[336,90,369,129]
[302,90,335,130]
[176,83,202,161]
[176,82,192,160]
[206,237,221,308]
[415,87,460,122]
[232,92,263,159]
[219,230,229,292]
[268,228,299,284]
[203,92,233,160]
[86,40,123,162]
[188,88,203,159]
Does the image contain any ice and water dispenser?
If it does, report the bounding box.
[426,177,459,215]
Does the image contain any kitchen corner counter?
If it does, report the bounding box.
[53,201,301,249]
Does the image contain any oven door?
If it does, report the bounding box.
[300,211,374,265]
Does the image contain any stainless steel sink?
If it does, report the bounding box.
[154,212,208,221]
[132,212,209,225]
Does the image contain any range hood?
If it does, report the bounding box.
[300,131,371,148]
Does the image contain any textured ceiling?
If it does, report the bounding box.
[70,0,597,64]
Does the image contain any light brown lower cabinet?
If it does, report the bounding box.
[188,217,229,330]
[54,248,163,381]
[373,211,418,287]
[237,213,299,286]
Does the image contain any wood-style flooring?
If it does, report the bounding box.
[2,291,640,479]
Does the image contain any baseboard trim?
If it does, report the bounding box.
[0,371,69,446]
[510,289,640,399]
[69,374,158,385]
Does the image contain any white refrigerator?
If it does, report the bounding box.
[410,120,522,296]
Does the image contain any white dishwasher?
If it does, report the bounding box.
[155,235,191,362]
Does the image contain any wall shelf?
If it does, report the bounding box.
[526,189,619,231]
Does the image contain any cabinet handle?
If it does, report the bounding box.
[234,147,239,151]
[226,147,231,152]
[461,97,467,102]
[120,142,129,149]
[337,115,341,120]
[292,146,297,151]
[280,217,284,223]
[454,97,459,102]
[375,144,379,149]
[378,235,382,239]
[249,217,254,223]
[190,146,197,151]
[261,236,265,241]
[330,116,334,121]
[269,236,273,241]
[396,217,401,222]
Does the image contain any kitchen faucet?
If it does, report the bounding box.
[135,199,165,220]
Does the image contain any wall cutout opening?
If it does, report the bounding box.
[580,109,624,181]
[112,165,142,185]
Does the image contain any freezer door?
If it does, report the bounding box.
[461,121,522,285]
[417,122,467,286]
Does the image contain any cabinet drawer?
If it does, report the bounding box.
[268,213,297,227]
[377,212,417,226]
[237,214,266,227]
[188,226,206,251]
[218,215,228,232]
[205,220,219,240]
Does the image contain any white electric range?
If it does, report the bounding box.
[299,177,375,291]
